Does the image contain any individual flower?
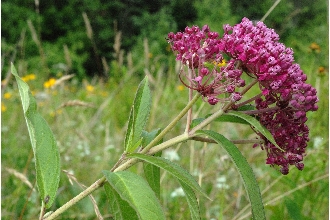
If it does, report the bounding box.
[44,78,56,89]
[167,25,245,105]
[3,92,12,99]
[22,74,36,82]
[1,103,7,112]
[86,85,95,93]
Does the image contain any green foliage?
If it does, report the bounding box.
[103,170,166,220]
[1,1,328,219]
[124,76,151,153]
[11,64,60,209]
[196,130,265,220]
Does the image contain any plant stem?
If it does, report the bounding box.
[44,177,106,220]
[46,93,201,220]
[140,93,201,154]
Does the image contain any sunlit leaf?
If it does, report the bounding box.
[104,182,139,220]
[103,170,165,220]
[124,76,151,153]
[12,63,60,209]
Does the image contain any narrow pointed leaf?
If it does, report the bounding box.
[178,180,201,220]
[103,170,165,220]
[142,129,162,199]
[196,130,265,220]
[104,182,139,220]
[226,111,280,149]
[125,76,151,152]
[128,153,209,199]
[12,63,60,209]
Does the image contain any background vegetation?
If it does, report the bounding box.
[2,0,328,219]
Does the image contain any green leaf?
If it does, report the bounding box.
[11,63,60,209]
[196,130,265,220]
[103,170,165,220]
[104,182,139,220]
[178,180,201,220]
[213,114,250,125]
[226,111,280,149]
[142,129,162,199]
[125,76,151,153]
[191,113,251,129]
[128,153,209,199]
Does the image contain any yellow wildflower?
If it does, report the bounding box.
[86,85,95,93]
[177,85,185,91]
[318,66,326,77]
[22,74,36,82]
[309,42,321,53]
[44,78,56,89]
[3,92,12,99]
[1,103,7,112]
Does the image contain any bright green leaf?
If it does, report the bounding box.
[104,182,139,220]
[125,76,151,153]
[12,63,60,209]
[128,153,209,200]
[226,111,281,149]
[196,130,265,220]
[103,170,165,220]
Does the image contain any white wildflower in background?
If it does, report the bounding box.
[170,187,185,198]
[163,149,180,161]
[216,176,229,189]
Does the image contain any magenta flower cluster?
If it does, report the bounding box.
[168,17,318,174]
[167,25,245,105]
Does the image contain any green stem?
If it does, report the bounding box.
[46,93,201,220]
[44,177,106,220]
[140,93,201,154]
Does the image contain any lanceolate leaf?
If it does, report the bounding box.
[103,170,165,220]
[142,129,162,199]
[196,130,265,220]
[128,153,209,199]
[12,63,60,209]
[226,111,280,149]
[124,76,151,153]
[104,182,139,220]
[178,179,201,220]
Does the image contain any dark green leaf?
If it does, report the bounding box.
[226,111,280,149]
[128,153,209,199]
[178,180,201,220]
[125,76,151,153]
[196,130,265,220]
[104,182,139,220]
[142,129,162,199]
[103,170,165,220]
[12,63,60,209]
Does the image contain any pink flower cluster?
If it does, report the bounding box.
[167,25,244,105]
[168,18,318,174]
[219,18,318,174]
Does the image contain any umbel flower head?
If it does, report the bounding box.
[167,25,245,105]
[167,18,318,175]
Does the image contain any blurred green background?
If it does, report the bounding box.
[2,0,328,219]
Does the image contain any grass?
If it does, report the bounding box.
[1,8,329,220]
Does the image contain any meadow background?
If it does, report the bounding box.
[1,0,329,219]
